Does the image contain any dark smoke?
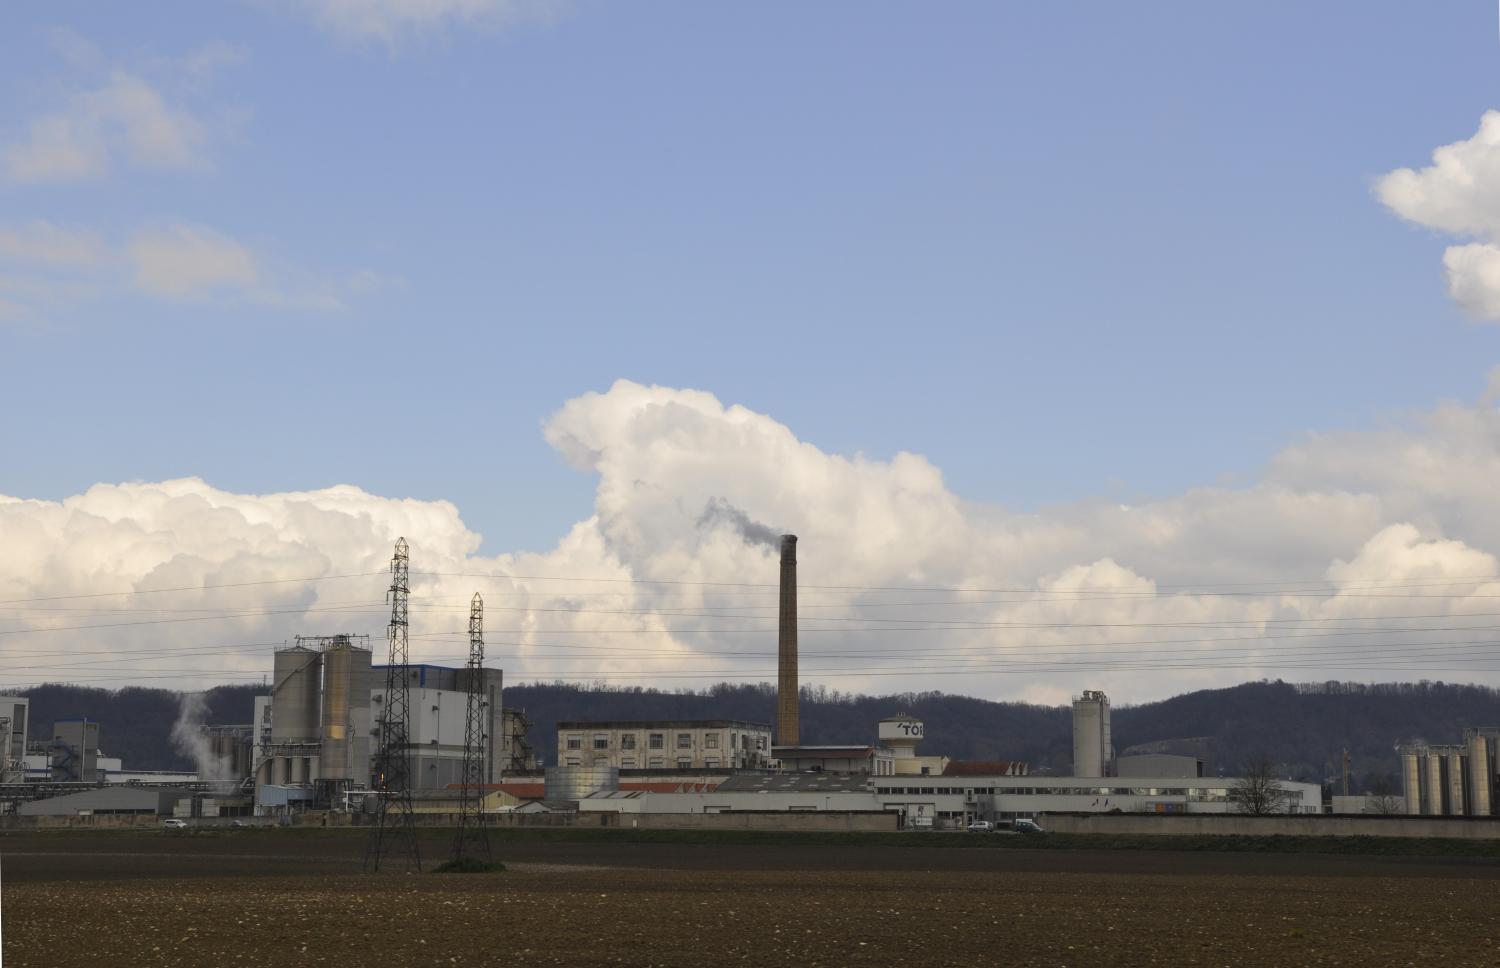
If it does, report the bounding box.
[697,497,781,550]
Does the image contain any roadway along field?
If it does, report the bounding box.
[5,830,1499,966]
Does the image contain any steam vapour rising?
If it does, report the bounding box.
[170,692,231,782]
[697,497,781,549]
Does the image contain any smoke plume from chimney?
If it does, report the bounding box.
[696,497,781,550]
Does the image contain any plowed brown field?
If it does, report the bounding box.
[5,830,1498,967]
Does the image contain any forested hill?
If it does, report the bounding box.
[10,679,1499,792]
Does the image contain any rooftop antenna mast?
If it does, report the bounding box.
[452,592,491,865]
[364,537,421,872]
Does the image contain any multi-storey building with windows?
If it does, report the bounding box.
[555,720,773,771]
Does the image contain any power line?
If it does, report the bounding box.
[0,571,385,605]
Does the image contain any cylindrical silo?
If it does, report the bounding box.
[544,766,619,800]
[1072,692,1107,779]
[272,646,322,744]
[320,637,353,780]
[1446,750,1466,817]
[1424,752,1443,815]
[1467,733,1492,817]
[1401,750,1421,816]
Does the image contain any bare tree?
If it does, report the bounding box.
[1364,775,1401,815]
[1231,754,1290,815]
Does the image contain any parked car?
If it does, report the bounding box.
[230,819,250,829]
[1013,818,1045,834]
[966,820,995,833]
[162,819,188,830]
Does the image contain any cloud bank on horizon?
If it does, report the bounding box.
[6,377,1500,705]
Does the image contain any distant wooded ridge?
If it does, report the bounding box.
[10,679,1498,793]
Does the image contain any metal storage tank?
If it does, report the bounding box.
[1470,732,1494,817]
[544,766,619,801]
[271,646,322,744]
[1424,751,1443,815]
[1400,749,1422,816]
[320,637,354,780]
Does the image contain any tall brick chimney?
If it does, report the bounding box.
[777,534,799,747]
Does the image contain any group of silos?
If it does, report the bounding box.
[258,635,373,797]
[1399,727,1500,816]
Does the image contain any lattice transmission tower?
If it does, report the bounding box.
[452,592,491,864]
[364,537,422,872]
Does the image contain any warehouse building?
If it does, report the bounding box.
[17,786,179,817]
[572,771,1322,827]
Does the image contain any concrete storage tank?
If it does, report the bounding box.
[1445,749,1466,817]
[1424,752,1443,815]
[272,646,322,744]
[1072,691,1111,778]
[1400,749,1422,816]
[1468,732,1493,816]
[544,766,619,801]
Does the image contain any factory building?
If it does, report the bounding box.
[1072,690,1113,778]
[499,707,539,772]
[771,715,953,776]
[572,771,1323,827]
[251,636,506,814]
[20,721,197,785]
[16,786,181,818]
[201,724,255,783]
[0,696,28,782]
[50,719,101,782]
[556,720,772,770]
[879,713,950,776]
[1399,728,1500,817]
[1116,754,1202,778]
[774,745,896,775]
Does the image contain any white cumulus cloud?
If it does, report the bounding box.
[1377,111,1500,321]
[7,381,1500,703]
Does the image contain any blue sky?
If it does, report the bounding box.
[4,1,1499,556]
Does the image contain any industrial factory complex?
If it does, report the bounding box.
[4,533,1481,831]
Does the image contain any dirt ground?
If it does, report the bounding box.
[5,831,1499,967]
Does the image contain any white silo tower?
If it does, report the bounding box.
[1072,690,1113,778]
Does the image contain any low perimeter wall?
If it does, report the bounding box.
[298,810,897,832]
[1042,813,1500,840]
[0,814,164,831]
[602,811,899,832]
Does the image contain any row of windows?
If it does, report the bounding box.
[562,756,723,769]
[565,732,766,751]
[872,786,1305,802]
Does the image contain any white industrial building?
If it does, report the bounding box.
[252,636,504,814]
[574,771,1323,827]
[561,699,1321,826]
